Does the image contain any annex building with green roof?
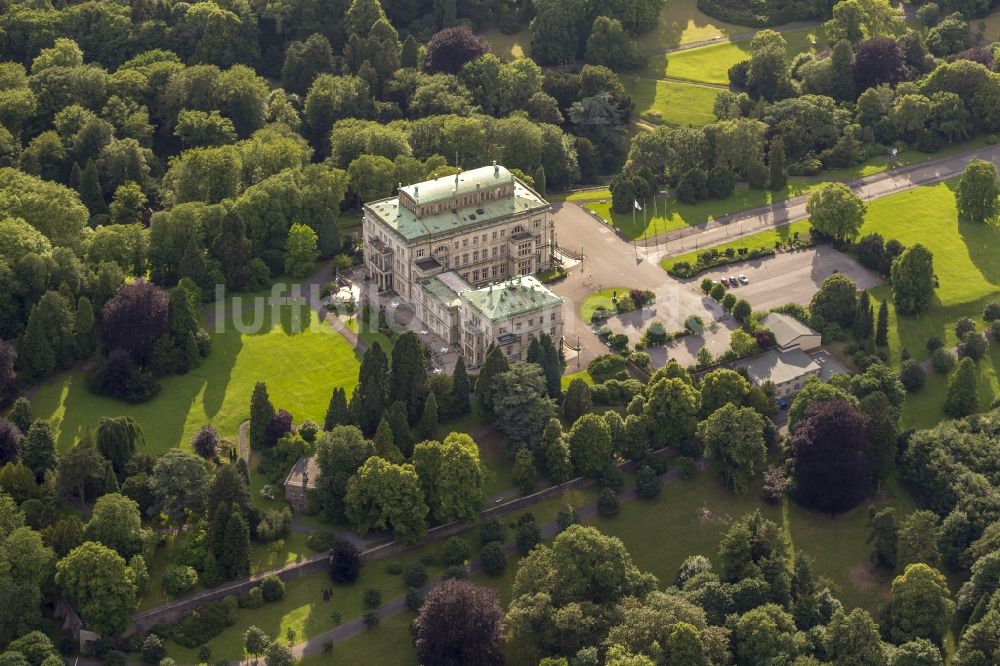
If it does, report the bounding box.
[362,164,563,366]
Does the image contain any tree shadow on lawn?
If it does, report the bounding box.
[957,215,1000,288]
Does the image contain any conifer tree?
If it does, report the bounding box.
[315,208,342,258]
[400,34,419,68]
[854,290,873,341]
[533,165,547,194]
[212,211,253,290]
[386,400,413,456]
[21,419,58,482]
[178,236,210,298]
[324,387,351,430]
[419,391,438,440]
[249,382,275,449]
[450,356,471,417]
[875,298,889,347]
[352,341,390,436]
[220,507,251,579]
[79,159,105,215]
[372,416,403,462]
[768,136,787,190]
[539,333,562,399]
[168,287,201,372]
[9,397,33,432]
[390,332,428,422]
[526,336,542,364]
[475,345,510,416]
[69,161,82,189]
[75,296,97,360]
[944,357,978,418]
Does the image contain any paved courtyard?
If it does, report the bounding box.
[687,245,884,310]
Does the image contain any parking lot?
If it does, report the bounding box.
[694,246,883,310]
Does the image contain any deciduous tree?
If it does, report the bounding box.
[699,404,767,494]
[807,183,866,241]
[891,244,935,315]
[955,158,1000,224]
[412,580,505,665]
[55,541,137,635]
[791,400,872,513]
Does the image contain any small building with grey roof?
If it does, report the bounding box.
[739,348,821,399]
[762,312,822,352]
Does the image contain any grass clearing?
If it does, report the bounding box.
[590,469,916,612]
[644,25,826,85]
[632,0,755,53]
[583,180,820,239]
[561,370,594,390]
[580,288,632,323]
[661,219,814,272]
[29,293,362,455]
[620,76,720,127]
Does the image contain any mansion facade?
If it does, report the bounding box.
[362,164,563,366]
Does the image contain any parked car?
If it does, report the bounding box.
[729,276,739,286]
[720,277,729,287]
[778,399,788,410]
[738,274,749,284]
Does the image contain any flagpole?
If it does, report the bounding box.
[632,201,638,262]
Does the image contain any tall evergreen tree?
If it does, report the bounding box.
[526,337,542,365]
[178,236,210,297]
[386,400,413,457]
[79,159,105,215]
[853,290,873,341]
[539,334,562,399]
[324,387,351,430]
[533,165,547,194]
[390,332,428,422]
[768,136,787,190]
[249,382,275,449]
[475,344,510,416]
[875,298,889,347]
[212,211,253,290]
[450,357,471,417]
[372,416,403,462]
[69,161,82,189]
[419,391,438,440]
[944,357,978,418]
[352,341,390,436]
[400,34,419,68]
[9,397,33,432]
[220,507,251,579]
[75,296,96,360]
[167,287,201,372]
[315,208,342,258]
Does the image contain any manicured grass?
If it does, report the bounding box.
[299,612,420,666]
[590,469,916,612]
[661,219,814,272]
[632,0,755,53]
[344,316,396,355]
[644,25,826,85]
[580,288,632,323]
[584,180,820,240]
[982,9,1000,41]
[821,136,994,180]
[30,293,362,455]
[561,370,594,390]
[483,27,530,60]
[620,76,720,127]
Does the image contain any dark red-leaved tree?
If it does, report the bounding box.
[0,418,22,465]
[854,37,907,93]
[791,400,873,513]
[411,579,506,666]
[99,281,170,367]
[424,26,489,74]
[953,47,993,68]
[0,341,16,407]
[264,409,293,447]
[192,424,221,459]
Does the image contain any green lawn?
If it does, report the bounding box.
[632,0,756,53]
[620,76,720,127]
[583,180,820,240]
[591,469,916,612]
[561,370,594,390]
[644,25,826,85]
[661,219,814,272]
[29,293,362,455]
[821,136,994,180]
[853,179,1000,427]
[580,288,632,323]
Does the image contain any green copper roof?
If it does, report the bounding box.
[462,275,562,321]
[365,170,549,242]
[400,164,513,204]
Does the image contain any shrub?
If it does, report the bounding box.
[141,635,166,664]
[256,507,292,542]
[363,587,382,608]
[700,278,713,293]
[479,518,504,545]
[480,541,507,575]
[677,456,696,480]
[515,520,541,554]
[329,541,362,584]
[644,321,668,346]
[597,488,620,516]
[170,597,239,648]
[710,283,726,300]
[260,575,285,602]
[441,537,471,566]
[899,359,926,392]
[298,419,320,442]
[990,319,1000,340]
[362,611,379,629]
[984,301,1000,322]
[955,317,976,339]
[635,465,660,499]
[443,565,469,580]
[926,335,944,352]
[930,348,955,374]
[306,530,336,552]
[385,561,403,575]
[405,588,424,611]
[403,561,428,588]
[588,354,628,382]
[958,331,987,361]
[238,587,264,609]
[601,464,625,491]
[722,293,737,311]
[163,565,199,596]
[557,506,581,530]
[762,465,790,504]
[609,333,629,352]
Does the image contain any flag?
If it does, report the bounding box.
[634,200,642,211]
